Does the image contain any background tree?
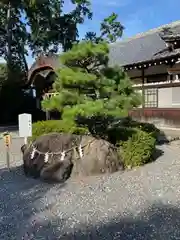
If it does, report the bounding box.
[0,64,8,92]
[84,13,124,43]
[0,0,92,75]
[0,0,92,124]
[0,62,37,124]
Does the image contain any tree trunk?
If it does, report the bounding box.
[6,1,12,70]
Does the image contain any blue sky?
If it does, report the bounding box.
[74,0,180,38]
[28,0,180,66]
[1,0,180,66]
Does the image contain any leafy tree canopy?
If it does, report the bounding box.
[84,13,124,43]
[0,0,92,78]
[0,63,8,91]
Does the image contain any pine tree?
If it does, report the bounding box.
[42,40,141,134]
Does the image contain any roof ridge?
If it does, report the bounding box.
[111,20,180,45]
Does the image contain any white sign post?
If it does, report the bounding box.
[18,113,32,144]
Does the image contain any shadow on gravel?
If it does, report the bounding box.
[32,203,180,240]
[157,131,169,146]
[152,147,164,162]
[0,165,66,239]
[1,168,180,239]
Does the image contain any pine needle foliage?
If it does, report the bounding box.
[42,40,141,128]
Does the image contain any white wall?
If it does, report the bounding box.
[172,86,180,107]
[135,86,180,108]
[127,64,180,108]
[158,88,172,107]
[158,86,180,108]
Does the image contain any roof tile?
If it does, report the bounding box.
[109,20,180,66]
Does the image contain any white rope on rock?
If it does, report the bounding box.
[29,139,94,163]
[78,144,83,158]
[30,148,36,159]
[60,151,65,161]
[44,152,49,163]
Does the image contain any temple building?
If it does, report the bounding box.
[28,20,180,127]
[109,20,180,127]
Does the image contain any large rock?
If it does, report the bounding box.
[21,133,123,182]
[71,135,124,177]
[21,133,78,182]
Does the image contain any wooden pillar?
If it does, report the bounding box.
[35,89,41,109]
[169,62,175,82]
[42,93,50,120]
[141,67,145,119]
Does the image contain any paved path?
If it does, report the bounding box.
[0,139,180,239]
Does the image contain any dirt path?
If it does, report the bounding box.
[0,139,180,239]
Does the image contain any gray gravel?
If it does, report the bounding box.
[1,138,180,239]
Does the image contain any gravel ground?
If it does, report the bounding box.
[1,139,180,239]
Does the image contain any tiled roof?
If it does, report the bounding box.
[27,21,180,85]
[152,48,180,60]
[109,20,180,67]
[28,54,60,83]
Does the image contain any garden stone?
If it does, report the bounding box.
[21,133,77,183]
[71,135,124,177]
[21,133,123,182]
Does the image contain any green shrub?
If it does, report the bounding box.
[119,129,156,168]
[134,122,160,140]
[106,117,160,144]
[107,126,137,144]
[120,117,160,140]
[30,120,89,142]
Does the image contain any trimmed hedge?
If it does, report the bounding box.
[30,120,89,142]
[107,126,137,144]
[132,121,160,140]
[118,129,156,168]
[118,117,160,139]
[30,118,157,170]
[106,117,160,144]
